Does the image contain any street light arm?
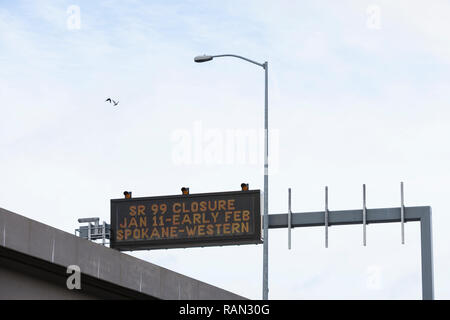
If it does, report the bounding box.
[212,54,266,68]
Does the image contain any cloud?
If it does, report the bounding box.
[1,0,449,299]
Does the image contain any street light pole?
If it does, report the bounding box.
[263,61,269,300]
[195,54,270,300]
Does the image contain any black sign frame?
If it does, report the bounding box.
[110,190,262,251]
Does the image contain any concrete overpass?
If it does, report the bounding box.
[0,207,246,300]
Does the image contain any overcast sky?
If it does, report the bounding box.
[1,0,450,299]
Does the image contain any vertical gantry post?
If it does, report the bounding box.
[288,188,292,250]
[102,221,106,246]
[421,207,434,300]
[325,186,329,248]
[363,184,367,246]
[401,182,405,244]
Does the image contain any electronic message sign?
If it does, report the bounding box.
[110,190,262,251]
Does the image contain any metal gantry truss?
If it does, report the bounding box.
[75,217,111,246]
[265,183,434,300]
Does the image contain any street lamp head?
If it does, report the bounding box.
[194,55,213,63]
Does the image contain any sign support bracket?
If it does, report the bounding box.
[267,205,434,300]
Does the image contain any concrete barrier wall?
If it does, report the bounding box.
[0,207,246,300]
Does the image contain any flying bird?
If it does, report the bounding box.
[105,98,119,106]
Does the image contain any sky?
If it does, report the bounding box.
[1,0,450,299]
